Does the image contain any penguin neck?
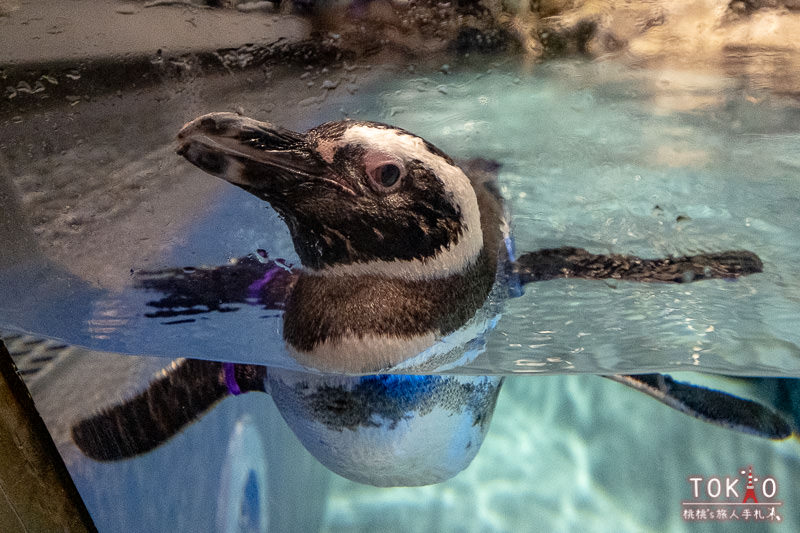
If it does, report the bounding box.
[282,174,507,374]
[300,233,483,281]
[282,247,498,373]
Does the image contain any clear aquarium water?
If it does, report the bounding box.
[1,1,799,532]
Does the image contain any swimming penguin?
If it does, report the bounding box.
[71,113,792,487]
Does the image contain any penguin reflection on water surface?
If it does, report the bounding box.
[72,113,792,487]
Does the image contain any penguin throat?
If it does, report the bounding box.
[301,222,483,281]
[282,247,497,373]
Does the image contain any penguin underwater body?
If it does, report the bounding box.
[72,113,793,487]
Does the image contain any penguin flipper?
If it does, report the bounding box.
[606,373,793,440]
[460,158,503,192]
[514,247,763,284]
[71,360,266,461]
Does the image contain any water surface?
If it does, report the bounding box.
[1,61,799,377]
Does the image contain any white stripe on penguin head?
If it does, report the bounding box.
[309,124,484,280]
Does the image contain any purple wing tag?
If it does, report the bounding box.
[223,362,241,396]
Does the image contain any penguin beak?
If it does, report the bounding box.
[176,112,328,198]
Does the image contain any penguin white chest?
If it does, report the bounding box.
[267,369,503,487]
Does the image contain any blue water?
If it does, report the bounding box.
[322,373,800,532]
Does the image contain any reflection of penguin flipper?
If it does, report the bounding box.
[72,359,266,461]
[607,374,793,440]
[515,247,763,284]
[135,254,297,319]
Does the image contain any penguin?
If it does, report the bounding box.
[71,113,792,487]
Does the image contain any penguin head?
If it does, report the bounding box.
[177,112,483,279]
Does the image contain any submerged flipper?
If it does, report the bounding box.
[607,374,793,440]
[72,359,266,461]
[516,247,763,284]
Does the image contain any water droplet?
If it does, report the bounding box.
[16,81,32,94]
[236,1,275,13]
[116,4,140,15]
[298,96,322,107]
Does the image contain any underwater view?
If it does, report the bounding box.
[1,0,799,531]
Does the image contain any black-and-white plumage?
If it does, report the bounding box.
[176,114,507,374]
[72,113,792,487]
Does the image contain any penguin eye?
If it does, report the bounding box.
[377,164,401,187]
[366,159,405,191]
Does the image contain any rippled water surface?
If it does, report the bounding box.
[370,64,800,376]
[1,61,799,376]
